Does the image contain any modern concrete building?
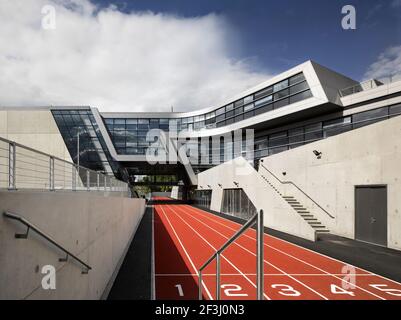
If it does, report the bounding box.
[1,60,401,251]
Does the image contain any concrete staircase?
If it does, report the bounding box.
[260,174,330,238]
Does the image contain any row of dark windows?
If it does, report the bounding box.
[105,73,312,155]
[254,103,401,158]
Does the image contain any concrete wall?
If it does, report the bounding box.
[197,158,316,241]
[0,109,72,162]
[0,191,146,299]
[261,115,401,251]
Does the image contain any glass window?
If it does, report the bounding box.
[234,99,244,108]
[290,81,309,95]
[206,112,215,119]
[255,95,272,108]
[216,107,225,116]
[244,110,254,119]
[274,98,289,109]
[255,104,273,115]
[126,119,137,124]
[138,119,149,124]
[269,131,288,148]
[289,73,306,85]
[234,107,243,115]
[235,115,244,122]
[104,118,113,125]
[226,103,234,112]
[217,121,225,128]
[226,117,234,125]
[187,117,194,123]
[290,90,312,104]
[182,117,188,124]
[226,110,234,118]
[323,117,351,137]
[244,103,254,112]
[255,86,273,99]
[216,114,225,122]
[273,79,289,92]
[244,95,253,104]
[390,104,401,117]
[305,123,323,141]
[274,88,289,100]
[288,128,304,149]
[352,107,388,129]
[160,119,169,124]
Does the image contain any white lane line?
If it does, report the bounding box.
[184,205,387,300]
[186,205,401,286]
[174,205,328,300]
[158,205,213,300]
[167,205,271,300]
[151,205,156,300]
[155,273,376,277]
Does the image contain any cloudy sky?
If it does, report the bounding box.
[0,0,400,112]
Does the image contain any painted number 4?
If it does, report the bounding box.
[330,284,355,296]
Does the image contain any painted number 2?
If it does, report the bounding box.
[221,284,248,297]
[175,284,184,297]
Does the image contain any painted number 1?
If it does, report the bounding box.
[175,284,184,297]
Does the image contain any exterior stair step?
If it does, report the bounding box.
[311,225,327,229]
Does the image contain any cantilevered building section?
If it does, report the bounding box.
[20,60,398,187]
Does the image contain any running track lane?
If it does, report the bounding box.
[154,203,401,300]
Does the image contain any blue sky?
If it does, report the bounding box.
[94,0,401,80]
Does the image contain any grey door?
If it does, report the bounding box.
[355,186,387,246]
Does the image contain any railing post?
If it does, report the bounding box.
[104,175,107,192]
[72,165,76,191]
[216,252,221,300]
[198,271,203,300]
[97,172,100,191]
[8,142,16,190]
[49,156,55,191]
[257,209,264,300]
[86,170,90,191]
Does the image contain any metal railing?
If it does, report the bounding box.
[0,136,128,194]
[198,209,264,300]
[339,75,401,97]
[259,163,335,219]
[3,211,91,274]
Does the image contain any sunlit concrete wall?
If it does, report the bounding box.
[198,158,316,241]
[261,115,401,251]
[0,109,72,162]
[0,191,146,299]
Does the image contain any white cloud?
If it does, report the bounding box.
[392,0,401,7]
[364,45,401,82]
[0,0,271,112]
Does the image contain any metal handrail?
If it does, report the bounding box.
[198,209,264,300]
[0,135,128,193]
[259,163,335,219]
[3,211,91,274]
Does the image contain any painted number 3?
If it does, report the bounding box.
[271,284,301,296]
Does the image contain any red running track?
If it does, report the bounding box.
[153,202,401,300]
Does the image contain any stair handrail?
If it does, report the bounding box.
[259,163,335,219]
[198,209,264,300]
[3,211,91,273]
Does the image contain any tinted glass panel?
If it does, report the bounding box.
[290,90,312,104]
[290,81,308,94]
[274,98,289,109]
[352,107,388,129]
[289,73,306,85]
[273,79,289,92]
[254,86,273,99]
